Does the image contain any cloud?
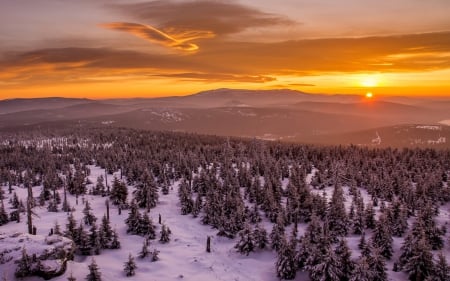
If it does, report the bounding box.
[152,72,276,83]
[110,0,295,36]
[101,22,215,51]
[1,31,450,87]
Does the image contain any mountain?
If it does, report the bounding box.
[0,88,448,147]
[0,97,92,115]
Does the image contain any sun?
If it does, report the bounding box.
[365,92,373,99]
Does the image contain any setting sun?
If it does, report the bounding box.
[365,92,374,99]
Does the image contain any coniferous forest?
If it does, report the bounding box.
[0,126,449,281]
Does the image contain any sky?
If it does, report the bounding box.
[1,0,450,99]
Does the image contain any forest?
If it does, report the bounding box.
[0,126,449,281]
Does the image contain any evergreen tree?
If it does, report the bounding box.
[138,212,156,239]
[139,239,150,259]
[276,236,297,280]
[123,254,137,277]
[327,183,349,237]
[253,224,269,250]
[125,200,141,234]
[159,224,171,243]
[371,214,393,259]
[110,177,127,206]
[308,243,342,281]
[335,238,354,281]
[404,238,434,281]
[110,229,121,249]
[86,258,102,281]
[83,201,97,226]
[364,202,376,229]
[350,257,373,281]
[15,247,32,278]
[367,246,387,281]
[429,252,450,281]
[134,169,158,211]
[0,199,8,225]
[150,248,160,262]
[269,222,284,252]
[65,213,78,241]
[235,224,255,255]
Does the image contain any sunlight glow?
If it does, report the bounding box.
[361,76,379,87]
[365,92,373,99]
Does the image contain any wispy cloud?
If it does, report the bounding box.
[110,0,295,36]
[101,22,214,51]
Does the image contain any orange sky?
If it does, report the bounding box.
[1,0,450,99]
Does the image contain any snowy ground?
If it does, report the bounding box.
[1,165,449,281]
[0,166,281,281]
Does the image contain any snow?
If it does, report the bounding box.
[1,164,449,281]
[0,166,280,281]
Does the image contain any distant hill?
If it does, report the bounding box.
[0,97,92,114]
[0,88,448,147]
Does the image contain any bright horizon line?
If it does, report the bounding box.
[1,88,449,102]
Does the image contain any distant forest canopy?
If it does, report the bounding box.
[0,127,449,280]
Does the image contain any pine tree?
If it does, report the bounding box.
[364,202,376,229]
[150,248,160,262]
[123,254,137,277]
[110,177,128,206]
[159,224,171,243]
[83,201,97,226]
[367,246,387,281]
[65,213,78,241]
[350,257,373,281]
[0,199,8,225]
[125,200,141,234]
[327,183,349,237]
[404,238,434,281]
[371,214,393,259]
[86,258,102,281]
[110,229,121,249]
[269,222,284,252]
[134,170,158,211]
[78,223,92,255]
[335,238,354,281]
[235,224,255,255]
[253,224,269,250]
[15,247,32,278]
[138,212,156,238]
[276,235,297,280]
[429,252,450,281]
[139,239,150,259]
[99,215,113,249]
[308,243,342,281]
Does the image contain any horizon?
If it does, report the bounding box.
[1,0,450,99]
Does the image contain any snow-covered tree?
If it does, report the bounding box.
[123,254,137,277]
[86,258,102,281]
[235,224,255,255]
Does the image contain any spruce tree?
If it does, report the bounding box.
[404,238,434,281]
[308,243,342,281]
[159,224,171,243]
[235,224,255,255]
[371,214,393,259]
[86,258,102,281]
[123,254,137,277]
[429,252,450,281]
[367,246,387,281]
[350,257,373,281]
[276,235,297,280]
[335,238,354,281]
[253,224,268,250]
[15,247,32,278]
[139,239,150,259]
